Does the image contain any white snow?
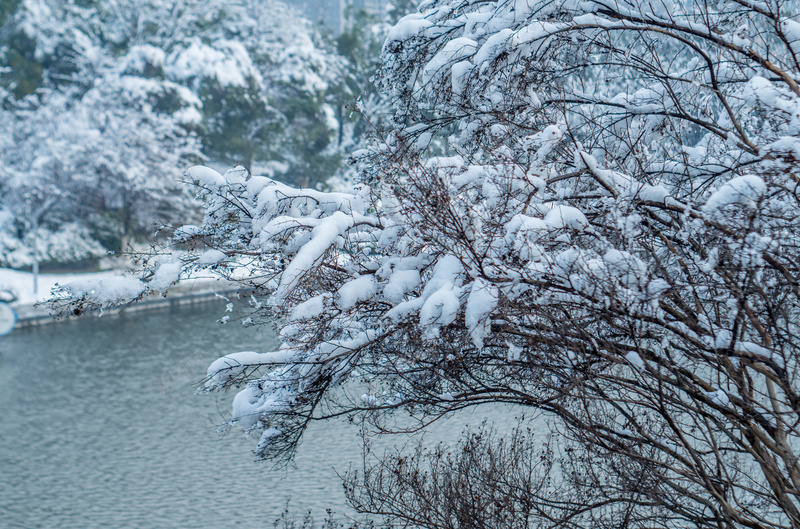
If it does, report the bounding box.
[196,250,227,265]
[419,284,462,337]
[506,341,523,361]
[149,261,182,291]
[703,175,766,212]
[256,428,283,455]
[167,38,258,88]
[382,269,421,304]
[625,351,645,371]
[291,293,330,320]
[273,212,355,302]
[0,263,234,325]
[206,350,297,388]
[231,385,263,429]
[337,275,377,310]
[603,249,647,290]
[387,14,434,42]
[782,18,800,55]
[465,278,498,350]
[63,275,147,306]
[187,165,226,190]
[544,205,589,230]
[0,267,119,306]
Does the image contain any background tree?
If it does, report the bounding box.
[0,91,108,270]
[0,0,355,266]
[0,55,202,264]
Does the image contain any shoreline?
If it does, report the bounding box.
[7,274,240,331]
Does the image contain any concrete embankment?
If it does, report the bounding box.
[11,279,239,330]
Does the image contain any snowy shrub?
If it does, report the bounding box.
[57,0,800,527]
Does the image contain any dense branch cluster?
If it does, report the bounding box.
[60,0,800,527]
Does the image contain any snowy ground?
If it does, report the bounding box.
[0,268,120,307]
[0,267,234,327]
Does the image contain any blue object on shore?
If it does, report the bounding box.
[0,302,17,335]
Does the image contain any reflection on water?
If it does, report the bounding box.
[0,303,522,529]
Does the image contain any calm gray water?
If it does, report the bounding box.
[0,303,517,529]
[0,304,362,528]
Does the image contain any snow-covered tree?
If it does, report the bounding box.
[1,0,355,265]
[3,0,344,183]
[222,0,346,186]
[0,57,201,264]
[0,93,104,268]
[58,0,800,526]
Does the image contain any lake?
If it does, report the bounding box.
[0,302,519,528]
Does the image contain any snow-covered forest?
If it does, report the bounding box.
[25,0,800,526]
[0,0,390,268]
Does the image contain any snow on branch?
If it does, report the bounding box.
[49,0,800,524]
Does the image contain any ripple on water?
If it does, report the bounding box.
[0,303,527,529]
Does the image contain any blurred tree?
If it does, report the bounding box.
[0,0,353,265]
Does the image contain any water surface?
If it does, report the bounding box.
[0,303,521,528]
[1,304,360,528]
